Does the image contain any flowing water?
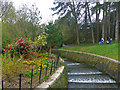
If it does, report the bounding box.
[63,58,119,89]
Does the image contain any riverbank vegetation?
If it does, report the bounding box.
[1,1,63,87]
[2,27,63,88]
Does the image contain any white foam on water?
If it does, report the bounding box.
[68,78,116,83]
[68,72,102,75]
[67,63,80,66]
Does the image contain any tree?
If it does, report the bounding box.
[51,1,83,45]
[86,3,95,44]
[102,2,106,41]
[16,4,30,38]
[102,2,113,41]
[96,2,100,42]
[1,0,16,24]
[54,13,76,44]
[84,2,88,30]
[1,1,42,47]
[51,1,118,44]
[45,22,63,55]
[92,2,101,43]
[115,2,119,42]
[107,2,111,36]
[17,4,42,40]
[1,0,21,47]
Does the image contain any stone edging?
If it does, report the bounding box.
[36,58,64,89]
[54,49,120,82]
[59,49,119,63]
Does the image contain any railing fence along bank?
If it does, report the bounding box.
[1,55,60,90]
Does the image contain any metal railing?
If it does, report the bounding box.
[1,55,61,90]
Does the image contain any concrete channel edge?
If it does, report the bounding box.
[35,57,64,89]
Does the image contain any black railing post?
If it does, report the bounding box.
[50,60,53,75]
[31,69,33,88]
[45,63,48,76]
[19,74,21,90]
[56,55,59,67]
[2,80,3,90]
[54,61,55,72]
[39,64,42,83]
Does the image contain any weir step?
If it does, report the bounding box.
[68,82,118,88]
[68,73,106,75]
[63,58,119,89]
[68,68,103,74]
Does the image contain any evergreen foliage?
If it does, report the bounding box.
[46,22,63,48]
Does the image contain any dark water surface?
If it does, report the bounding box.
[63,58,119,89]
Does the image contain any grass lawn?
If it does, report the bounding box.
[60,42,118,60]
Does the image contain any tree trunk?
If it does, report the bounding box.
[112,11,116,40]
[102,9,105,39]
[96,2,99,42]
[108,3,111,36]
[72,1,80,45]
[104,2,107,41]
[87,3,95,44]
[102,2,107,41]
[119,2,120,40]
[115,2,119,42]
[75,20,80,45]
[85,2,87,30]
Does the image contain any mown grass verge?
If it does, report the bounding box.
[60,42,118,60]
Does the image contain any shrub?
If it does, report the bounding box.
[3,37,34,59]
[2,54,25,79]
[15,37,31,56]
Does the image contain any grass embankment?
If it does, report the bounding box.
[60,43,118,60]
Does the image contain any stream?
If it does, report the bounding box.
[63,58,119,89]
